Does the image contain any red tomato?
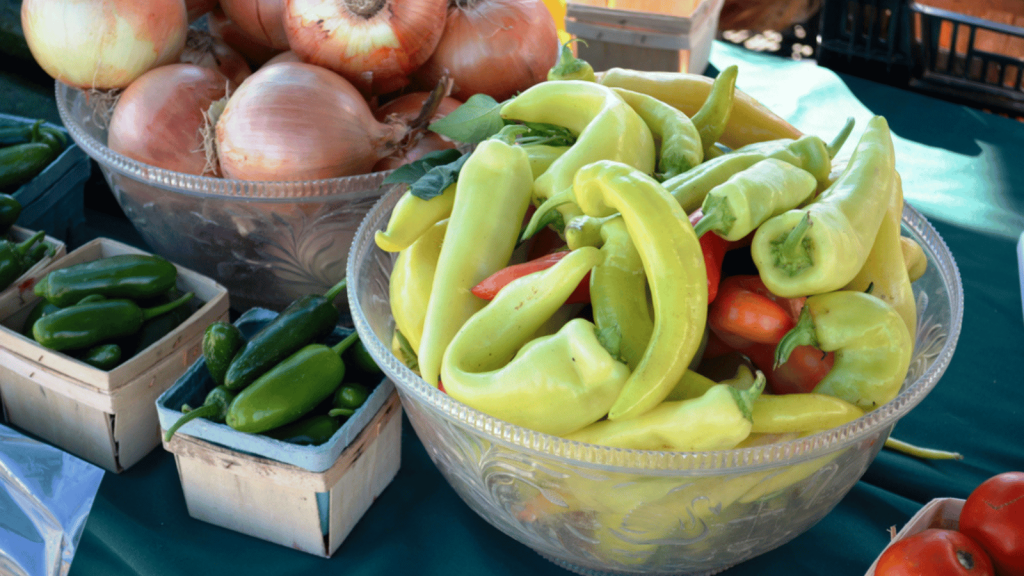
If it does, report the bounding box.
[876,529,994,576]
[959,471,1024,576]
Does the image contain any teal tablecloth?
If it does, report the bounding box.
[36,42,1024,575]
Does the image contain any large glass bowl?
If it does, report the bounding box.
[55,81,396,315]
[348,184,963,575]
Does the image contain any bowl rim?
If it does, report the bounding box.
[348,168,965,474]
[54,80,395,202]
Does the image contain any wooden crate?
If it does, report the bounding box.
[0,237,229,472]
[162,391,403,558]
[565,0,725,74]
[0,225,67,314]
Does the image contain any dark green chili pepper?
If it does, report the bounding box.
[0,142,56,190]
[164,385,236,441]
[203,321,246,386]
[263,415,342,446]
[0,193,22,235]
[21,299,61,337]
[75,294,107,305]
[327,382,370,417]
[223,277,348,392]
[226,331,359,434]
[23,240,53,267]
[0,122,36,146]
[77,344,122,371]
[35,254,179,307]
[33,292,194,351]
[0,230,46,289]
[343,339,382,375]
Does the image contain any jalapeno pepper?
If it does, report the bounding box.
[417,138,534,387]
[327,382,370,417]
[775,291,913,410]
[226,331,360,434]
[0,230,45,289]
[76,343,122,371]
[35,254,179,307]
[224,277,348,391]
[0,193,22,235]
[0,142,56,190]
[21,299,61,336]
[164,385,237,441]
[203,321,246,387]
[263,414,342,445]
[32,292,194,351]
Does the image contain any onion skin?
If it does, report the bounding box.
[208,4,285,66]
[284,0,448,95]
[372,92,462,171]
[107,64,232,176]
[21,0,188,90]
[414,0,559,102]
[262,51,304,67]
[219,0,291,50]
[216,61,405,181]
[180,29,253,86]
[185,0,218,22]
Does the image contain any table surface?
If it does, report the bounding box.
[4,41,1024,576]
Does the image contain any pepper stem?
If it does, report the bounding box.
[17,230,46,255]
[827,117,856,159]
[328,408,355,417]
[323,277,348,303]
[774,305,819,369]
[772,212,814,276]
[547,39,595,82]
[165,402,219,442]
[519,188,575,243]
[141,292,194,322]
[691,197,734,239]
[331,331,360,356]
[729,370,766,423]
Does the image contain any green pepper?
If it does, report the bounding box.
[75,294,107,305]
[572,161,707,421]
[0,230,46,289]
[203,321,246,386]
[76,343,122,371]
[223,277,348,391]
[775,290,913,410]
[565,376,765,451]
[164,385,237,441]
[693,158,818,242]
[417,138,534,387]
[327,382,370,417]
[35,254,179,307]
[441,247,630,436]
[32,292,194,351]
[0,142,56,190]
[751,116,896,297]
[23,240,53,267]
[21,299,61,336]
[389,219,446,354]
[0,193,22,235]
[343,340,382,376]
[690,65,738,155]
[374,182,455,253]
[547,39,596,82]
[609,87,702,179]
[263,414,342,446]
[115,294,193,359]
[226,331,359,434]
[0,123,37,146]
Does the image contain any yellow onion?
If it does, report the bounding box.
[208,4,285,67]
[179,29,252,86]
[219,0,291,50]
[107,64,234,176]
[373,91,462,171]
[21,0,188,90]
[216,61,407,181]
[284,0,448,95]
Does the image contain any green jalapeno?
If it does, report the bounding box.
[76,343,122,371]
[164,385,237,441]
[35,254,179,307]
[0,193,22,235]
[226,331,360,434]
[263,414,342,446]
[224,277,347,391]
[327,382,370,417]
[0,142,56,190]
[203,321,246,387]
[21,299,61,336]
[33,292,194,351]
[0,230,46,290]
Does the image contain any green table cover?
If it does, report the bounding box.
[36,41,1024,575]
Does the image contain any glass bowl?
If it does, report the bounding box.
[55,81,396,315]
[347,183,963,575]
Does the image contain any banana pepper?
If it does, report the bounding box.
[609,87,702,179]
[751,116,897,297]
[418,139,534,387]
[375,183,455,253]
[775,290,913,410]
[441,247,629,436]
[572,161,707,421]
[389,219,447,354]
[689,65,738,154]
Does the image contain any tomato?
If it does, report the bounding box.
[876,529,994,576]
[959,471,1024,576]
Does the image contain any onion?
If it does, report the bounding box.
[262,51,304,67]
[107,64,233,176]
[373,92,462,171]
[216,61,407,181]
[284,0,448,95]
[185,0,218,22]
[208,4,284,67]
[180,29,253,86]
[21,0,188,90]
[219,0,290,50]
[414,0,559,102]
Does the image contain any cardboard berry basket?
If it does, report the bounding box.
[156,308,402,558]
[0,225,66,307]
[0,237,229,472]
[864,498,966,575]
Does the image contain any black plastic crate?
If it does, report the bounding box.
[816,0,915,85]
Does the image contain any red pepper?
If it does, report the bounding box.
[689,209,728,303]
[709,275,795,345]
[744,341,835,395]
[471,251,591,304]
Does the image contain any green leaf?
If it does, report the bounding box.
[382,149,464,185]
[429,94,504,143]
[409,152,471,201]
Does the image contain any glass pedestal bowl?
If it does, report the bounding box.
[347,183,963,575]
[55,81,394,315]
